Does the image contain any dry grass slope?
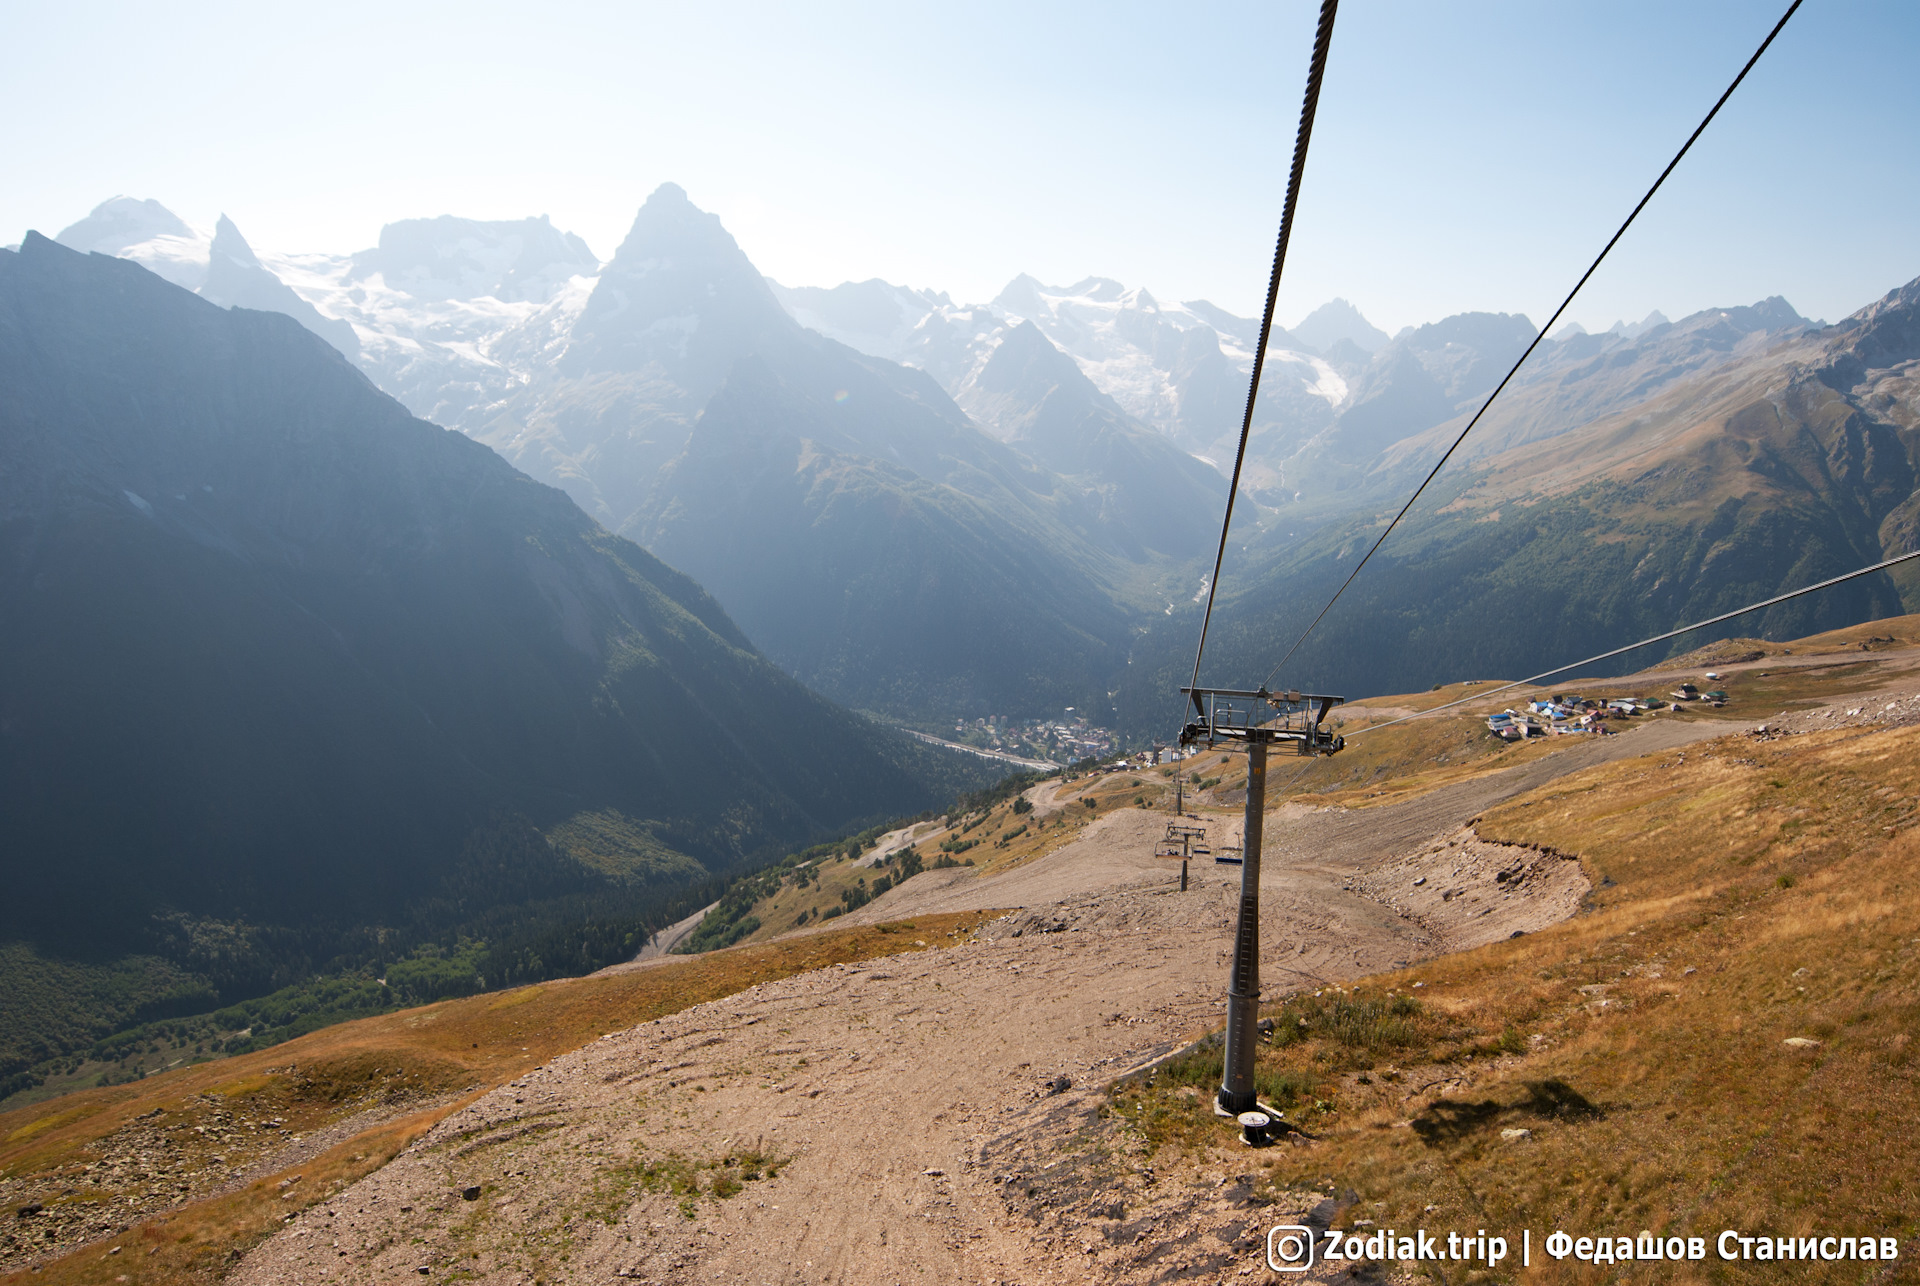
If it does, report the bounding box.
[0,912,999,1286]
[1107,715,1920,1281]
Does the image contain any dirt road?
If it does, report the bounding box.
[228,715,1763,1286]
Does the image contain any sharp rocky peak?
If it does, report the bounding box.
[977,320,1095,397]
[1291,298,1389,354]
[604,183,767,285]
[1817,272,1920,379]
[561,183,795,387]
[198,215,359,358]
[210,214,265,270]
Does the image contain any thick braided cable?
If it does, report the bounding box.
[1186,0,1340,707]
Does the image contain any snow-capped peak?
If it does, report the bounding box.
[766,272,1351,461]
[55,196,211,291]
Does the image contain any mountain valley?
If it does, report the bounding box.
[15,190,1918,1126]
[1113,276,1920,734]
[6,616,1917,1284]
[0,233,996,1101]
[11,6,1920,1280]
[45,193,1918,746]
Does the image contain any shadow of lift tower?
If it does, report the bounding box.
[1178,686,1345,1117]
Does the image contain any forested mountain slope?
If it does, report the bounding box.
[1114,277,1920,738]
[0,233,986,1027]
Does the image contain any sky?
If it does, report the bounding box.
[4,1,1916,336]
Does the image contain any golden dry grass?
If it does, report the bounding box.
[1108,721,1920,1282]
[1672,611,1920,663]
[1272,648,1919,812]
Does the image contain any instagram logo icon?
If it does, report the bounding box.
[1268,1225,1315,1272]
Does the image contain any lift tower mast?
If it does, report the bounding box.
[1179,687,1345,1115]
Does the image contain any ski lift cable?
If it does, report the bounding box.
[1186,0,1340,706]
[1343,547,1920,740]
[1257,0,1804,692]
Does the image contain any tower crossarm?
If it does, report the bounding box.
[1178,686,1345,755]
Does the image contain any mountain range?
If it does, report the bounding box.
[769,273,1352,467]
[45,193,1917,742]
[1111,279,1920,731]
[0,233,994,1081]
[7,185,1919,1100]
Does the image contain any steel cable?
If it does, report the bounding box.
[1343,547,1920,739]
[1258,0,1804,690]
[1186,0,1340,708]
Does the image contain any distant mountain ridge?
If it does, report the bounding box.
[1112,276,1918,737]
[350,214,596,303]
[951,320,1225,559]
[44,191,1905,738]
[1290,297,1389,354]
[52,197,598,433]
[769,272,1349,464]
[49,192,1228,723]
[0,232,983,966]
[45,197,1377,479]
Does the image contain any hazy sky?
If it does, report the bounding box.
[5,1,1915,335]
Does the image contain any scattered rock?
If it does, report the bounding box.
[461,1186,481,1201]
[1045,1075,1071,1096]
[1500,1128,1532,1142]
[1783,1037,1821,1049]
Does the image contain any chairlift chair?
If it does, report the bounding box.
[1155,821,1211,859]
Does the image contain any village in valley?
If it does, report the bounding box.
[949,711,1119,764]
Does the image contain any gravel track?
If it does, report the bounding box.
[228,714,1801,1285]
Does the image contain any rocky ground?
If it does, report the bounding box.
[1752,686,1920,736]
[19,663,1909,1284]
[227,709,1769,1286]
[1347,826,1588,955]
[0,1080,459,1273]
